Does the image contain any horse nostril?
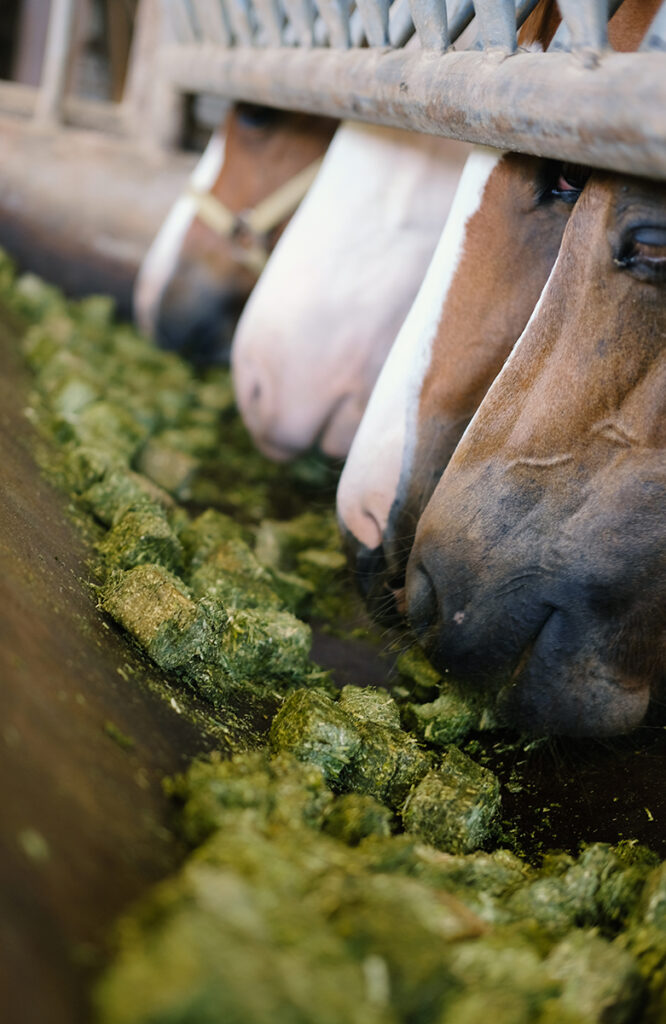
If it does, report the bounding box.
[234,359,273,434]
[406,561,438,638]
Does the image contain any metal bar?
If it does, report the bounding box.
[640,0,666,51]
[253,0,283,45]
[356,0,391,45]
[515,0,541,32]
[316,0,352,48]
[556,0,607,51]
[167,0,199,41]
[389,0,417,47]
[473,0,517,51]
[282,0,316,45]
[190,0,233,43]
[225,0,255,43]
[158,44,666,178]
[34,0,77,125]
[550,0,625,52]
[349,7,366,47]
[448,0,475,44]
[183,0,205,38]
[0,80,126,134]
[410,0,449,51]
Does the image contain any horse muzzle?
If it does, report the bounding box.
[405,535,657,738]
[155,281,247,366]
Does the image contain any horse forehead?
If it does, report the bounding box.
[337,149,502,504]
[320,123,450,197]
[240,129,461,300]
[372,148,504,415]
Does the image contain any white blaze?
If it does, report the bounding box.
[133,131,226,336]
[232,121,470,460]
[336,147,502,549]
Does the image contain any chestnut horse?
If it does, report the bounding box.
[336,0,657,619]
[406,170,666,737]
[232,123,470,460]
[134,103,336,364]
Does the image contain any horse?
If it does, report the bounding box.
[406,168,666,737]
[231,122,470,460]
[134,102,336,365]
[336,0,657,620]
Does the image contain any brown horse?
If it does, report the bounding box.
[337,0,658,620]
[134,102,336,364]
[406,170,666,737]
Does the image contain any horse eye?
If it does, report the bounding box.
[550,163,591,204]
[235,103,281,129]
[615,225,666,283]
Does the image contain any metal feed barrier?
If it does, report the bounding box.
[153,0,666,178]
[5,0,666,177]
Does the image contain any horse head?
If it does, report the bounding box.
[407,172,666,736]
[336,0,658,622]
[231,122,469,459]
[134,103,335,365]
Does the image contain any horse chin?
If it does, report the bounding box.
[251,435,304,463]
[494,615,652,737]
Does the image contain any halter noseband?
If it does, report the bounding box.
[186,157,324,275]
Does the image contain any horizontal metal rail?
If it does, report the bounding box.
[157,45,666,178]
[0,81,126,135]
[154,0,666,178]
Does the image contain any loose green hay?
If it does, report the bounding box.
[2,256,664,1024]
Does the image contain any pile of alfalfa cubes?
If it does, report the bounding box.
[3,248,666,1024]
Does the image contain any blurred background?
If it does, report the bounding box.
[0,0,227,316]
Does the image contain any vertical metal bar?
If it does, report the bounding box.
[225,0,255,43]
[349,7,366,45]
[282,0,316,44]
[556,0,607,51]
[447,0,474,43]
[185,0,205,39]
[167,0,199,41]
[34,0,77,125]
[191,0,233,43]
[515,0,540,31]
[122,0,162,137]
[410,0,449,50]
[356,0,390,45]
[550,0,624,52]
[390,0,417,46]
[253,0,284,44]
[316,0,352,48]
[641,0,666,50]
[410,0,448,50]
[473,0,517,51]
[216,0,235,42]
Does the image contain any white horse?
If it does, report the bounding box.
[231,121,469,460]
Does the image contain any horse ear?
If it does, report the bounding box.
[518,0,561,49]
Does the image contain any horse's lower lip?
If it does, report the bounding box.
[254,436,302,462]
[494,607,651,737]
[494,607,555,702]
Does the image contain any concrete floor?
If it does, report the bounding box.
[0,113,197,315]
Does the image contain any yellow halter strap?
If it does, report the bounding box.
[186,156,324,274]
